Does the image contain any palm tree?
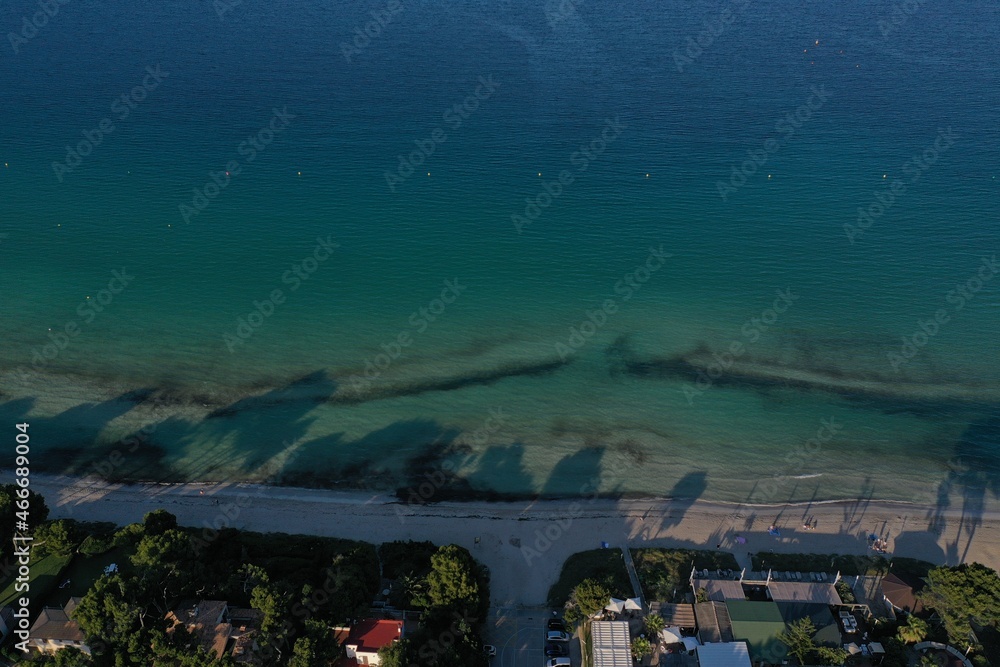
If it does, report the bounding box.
[645,613,666,635]
[898,616,929,644]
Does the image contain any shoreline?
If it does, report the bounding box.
[30,473,1000,607]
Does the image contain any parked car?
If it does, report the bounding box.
[546,630,570,643]
[546,659,571,667]
[547,618,566,631]
[545,643,569,657]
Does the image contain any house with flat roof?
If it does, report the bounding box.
[725,600,787,664]
[766,581,842,606]
[695,641,752,667]
[25,598,90,655]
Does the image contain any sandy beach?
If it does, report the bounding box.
[30,473,1000,608]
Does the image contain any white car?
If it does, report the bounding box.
[547,659,571,667]
[546,630,570,643]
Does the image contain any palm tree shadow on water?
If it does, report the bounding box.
[0,390,157,474]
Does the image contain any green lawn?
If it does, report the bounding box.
[750,552,935,577]
[547,548,632,608]
[633,548,740,603]
[0,552,73,614]
[47,547,131,608]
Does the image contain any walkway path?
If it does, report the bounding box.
[621,543,644,607]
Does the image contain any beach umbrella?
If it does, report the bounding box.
[624,597,643,611]
[844,643,861,655]
[660,627,684,644]
[605,598,625,613]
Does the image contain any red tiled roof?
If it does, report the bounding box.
[345,619,403,654]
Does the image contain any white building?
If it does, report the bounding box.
[592,620,631,667]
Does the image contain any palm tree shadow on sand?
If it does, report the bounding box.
[654,471,708,531]
[915,415,1000,564]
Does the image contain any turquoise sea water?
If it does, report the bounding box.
[1,0,999,506]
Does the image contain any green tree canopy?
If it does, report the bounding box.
[427,544,484,615]
[33,519,80,558]
[631,636,652,660]
[73,574,154,664]
[26,646,93,666]
[377,640,409,667]
[920,563,1000,644]
[141,509,178,536]
[778,617,817,664]
[572,578,612,620]
[0,484,49,560]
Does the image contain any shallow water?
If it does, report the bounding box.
[1,0,999,508]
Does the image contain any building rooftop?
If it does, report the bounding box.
[767,581,842,605]
[592,620,631,667]
[344,619,403,654]
[881,572,925,614]
[695,601,734,645]
[696,641,752,667]
[651,602,696,628]
[30,598,86,642]
[726,600,787,663]
[695,579,746,601]
[165,600,231,659]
